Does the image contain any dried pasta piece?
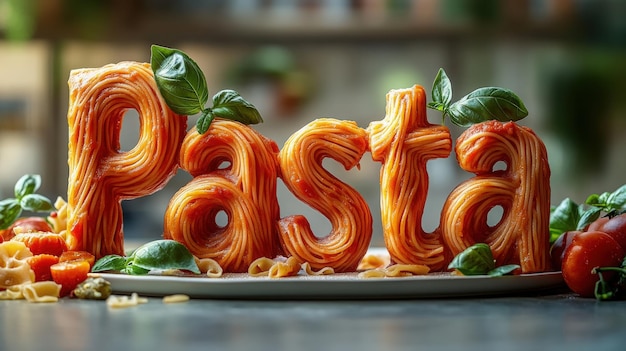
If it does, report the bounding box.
[194,257,223,278]
[357,253,390,271]
[357,269,387,279]
[66,62,187,258]
[0,241,35,289]
[384,264,430,277]
[367,85,452,271]
[22,281,61,303]
[247,256,300,278]
[163,294,190,303]
[165,120,280,272]
[440,121,551,273]
[47,197,68,235]
[248,257,276,277]
[0,285,24,300]
[278,118,372,272]
[301,262,334,276]
[358,264,429,278]
[267,256,301,278]
[106,293,148,308]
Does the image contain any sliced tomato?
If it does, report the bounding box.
[27,254,60,282]
[50,260,91,297]
[59,250,95,268]
[11,232,68,256]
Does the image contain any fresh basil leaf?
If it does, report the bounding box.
[0,199,21,230]
[431,68,452,108]
[129,240,200,274]
[447,243,495,275]
[585,185,626,212]
[427,101,446,112]
[488,264,520,276]
[447,87,528,127]
[549,198,581,236]
[211,89,263,125]
[577,207,602,230]
[151,44,209,116]
[14,174,41,199]
[19,194,54,212]
[196,109,216,135]
[607,185,626,210]
[585,194,601,207]
[92,255,129,272]
[598,192,611,206]
[124,264,151,275]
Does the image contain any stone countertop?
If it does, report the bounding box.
[1,292,625,351]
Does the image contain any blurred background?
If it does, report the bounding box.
[0,0,624,246]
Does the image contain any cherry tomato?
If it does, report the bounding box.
[588,213,626,249]
[11,232,68,256]
[27,254,60,282]
[550,230,581,271]
[59,250,96,269]
[562,231,625,298]
[51,260,91,297]
[0,217,54,241]
[587,217,608,232]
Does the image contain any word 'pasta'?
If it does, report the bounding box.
[66,62,551,274]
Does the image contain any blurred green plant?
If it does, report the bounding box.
[3,0,36,41]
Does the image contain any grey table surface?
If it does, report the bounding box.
[1,291,625,351]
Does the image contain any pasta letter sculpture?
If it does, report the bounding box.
[440,121,551,273]
[164,120,280,272]
[368,85,452,271]
[66,62,187,258]
[278,118,372,272]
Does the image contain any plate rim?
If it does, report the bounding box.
[93,270,565,300]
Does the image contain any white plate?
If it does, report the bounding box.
[95,272,564,300]
[94,262,564,300]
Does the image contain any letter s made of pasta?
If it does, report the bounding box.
[277,118,372,272]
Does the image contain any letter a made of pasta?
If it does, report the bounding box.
[278,118,372,272]
[367,85,452,271]
[440,121,551,273]
[66,62,187,258]
[164,119,280,272]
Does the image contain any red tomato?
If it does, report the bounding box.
[50,260,91,297]
[588,213,626,249]
[550,230,581,271]
[0,217,54,241]
[587,217,608,232]
[27,254,60,282]
[11,232,68,256]
[59,250,95,268]
[562,231,625,298]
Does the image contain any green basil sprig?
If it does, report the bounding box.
[448,243,519,276]
[585,184,626,214]
[92,239,201,275]
[549,184,626,244]
[150,44,263,134]
[427,68,529,127]
[0,174,53,229]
